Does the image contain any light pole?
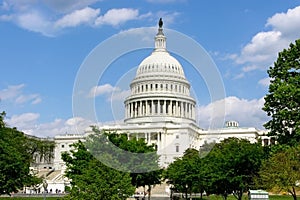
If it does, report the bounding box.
[185,184,188,200]
[42,179,48,200]
[170,185,174,200]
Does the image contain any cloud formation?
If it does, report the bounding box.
[197,96,269,129]
[146,0,185,3]
[230,6,300,75]
[6,113,95,138]
[89,83,130,102]
[0,84,41,105]
[95,8,139,26]
[55,7,100,28]
[0,0,179,36]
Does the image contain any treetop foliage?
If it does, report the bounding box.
[263,39,300,145]
[257,145,300,200]
[0,111,54,195]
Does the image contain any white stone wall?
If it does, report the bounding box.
[53,134,85,171]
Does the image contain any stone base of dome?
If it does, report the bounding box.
[124,115,195,125]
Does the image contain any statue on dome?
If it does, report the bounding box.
[159,18,163,28]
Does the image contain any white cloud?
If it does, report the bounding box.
[110,90,131,101]
[242,65,260,72]
[35,117,95,137]
[197,96,269,129]
[1,1,10,10]
[258,77,270,87]
[0,0,181,36]
[0,84,25,100]
[0,0,155,36]
[9,10,55,36]
[230,6,300,74]
[89,83,130,102]
[55,7,100,28]
[89,84,117,97]
[236,31,284,66]
[6,113,95,137]
[7,112,40,129]
[95,8,139,26]
[15,94,41,104]
[41,0,101,13]
[146,0,185,3]
[0,84,42,105]
[267,6,300,39]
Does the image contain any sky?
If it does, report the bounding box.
[1,0,300,137]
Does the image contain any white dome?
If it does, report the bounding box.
[124,20,196,124]
[136,51,185,78]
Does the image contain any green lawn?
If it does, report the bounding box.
[187,195,296,200]
[0,198,61,200]
[0,194,297,200]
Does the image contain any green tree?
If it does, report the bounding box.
[164,148,207,199]
[257,145,300,200]
[61,141,135,200]
[85,129,162,200]
[205,138,264,200]
[263,39,300,146]
[0,112,46,195]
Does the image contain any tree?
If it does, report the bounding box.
[257,145,300,200]
[263,39,300,145]
[85,128,162,200]
[0,112,49,195]
[61,141,135,200]
[205,138,264,200]
[164,148,207,199]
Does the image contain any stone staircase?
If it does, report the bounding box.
[133,182,170,199]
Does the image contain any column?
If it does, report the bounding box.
[146,101,150,115]
[173,101,176,116]
[142,101,145,115]
[192,105,195,120]
[158,100,161,114]
[162,100,166,114]
[190,103,192,119]
[135,102,138,117]
[125,103,128,118]
[138,101,142,116]
[151,100,155,115]
[130,102,133,118]
[184,102,188,118]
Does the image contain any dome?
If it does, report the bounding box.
[136,51,185,78]
[124,19,196,124]
[135,23,186,79]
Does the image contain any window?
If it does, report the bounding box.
[176,135,179,139]
[176,146,179,152]
[61,144,65,148]
[263,139,269,146]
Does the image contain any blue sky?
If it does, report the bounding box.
[1,0,300,137]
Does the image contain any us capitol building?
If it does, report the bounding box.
[30,19,273,194]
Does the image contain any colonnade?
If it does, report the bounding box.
[125,99,195,120]
[132,82,189,95]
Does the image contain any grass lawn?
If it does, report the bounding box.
[189,194,296,200]
[0,194,297,200]
[0,198,61,200]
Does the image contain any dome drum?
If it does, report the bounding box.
[129,81,191,97]
[124,98,196,124]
